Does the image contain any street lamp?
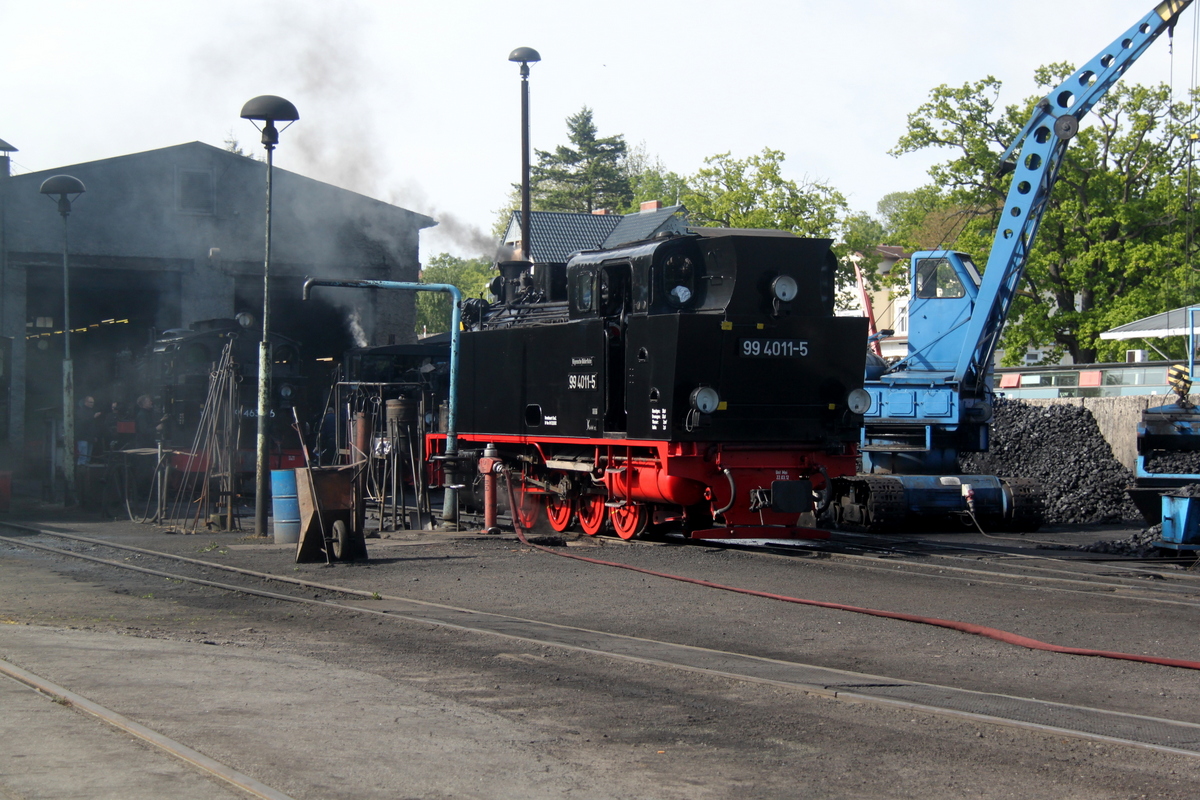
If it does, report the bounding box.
[508,47,540,262]
[39,174,86,504]
[241,94,299,537]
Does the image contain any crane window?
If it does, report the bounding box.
[915,258,965,299]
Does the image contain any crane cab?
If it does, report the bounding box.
[905,251,982,372]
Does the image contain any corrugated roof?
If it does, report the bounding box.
[1099,306,1200,340]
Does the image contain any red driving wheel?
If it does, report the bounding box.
[545,494,574,532]
[609,502,647,540]
[577,494,606,536]
[512,482,542,531]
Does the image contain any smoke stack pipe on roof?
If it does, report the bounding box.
[640,200,662,212]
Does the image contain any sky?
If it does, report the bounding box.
[4,0,1200,262]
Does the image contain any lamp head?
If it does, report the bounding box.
[508,47,540,77]
[39,175,86,217]
[240,95,300,148]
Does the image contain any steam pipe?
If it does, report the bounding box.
[303,278,462,524]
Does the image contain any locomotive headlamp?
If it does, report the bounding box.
[847,388,872,415]
[771,274,798,303]
[279,383,295,399]
[690,386,721,414]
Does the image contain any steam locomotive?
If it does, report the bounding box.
[149,317,312,473]
[430,228,871,539]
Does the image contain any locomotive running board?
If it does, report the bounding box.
[688,526,830,540]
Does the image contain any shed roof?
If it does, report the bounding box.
[1099,306,1200,340]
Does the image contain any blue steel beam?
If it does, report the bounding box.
[953,0,1192,390]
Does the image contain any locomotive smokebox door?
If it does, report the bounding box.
[770,479,813,513]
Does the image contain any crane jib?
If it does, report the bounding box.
[952,0,1195,386]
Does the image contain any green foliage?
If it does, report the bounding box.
[893,66,1199,364]
[531,107,632,213]
[623,143,690,213]
[417,254,493,335]
[682,148,847,237]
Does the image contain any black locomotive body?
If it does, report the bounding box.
[435,229,869,539]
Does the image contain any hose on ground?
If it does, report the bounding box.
[507,498,1200,673]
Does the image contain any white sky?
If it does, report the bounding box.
[4,0,1199,261]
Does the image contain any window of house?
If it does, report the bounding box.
[178,169,214,214]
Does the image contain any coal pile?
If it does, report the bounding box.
[1144,451,1200,475]
[1077,525,1163,557]
[960,400,1140,525]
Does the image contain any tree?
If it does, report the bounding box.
[531,107,632,213]
[892,67,1198,364]
[622,143,690,213]
[682,148,847,238]
[416,254,493,336]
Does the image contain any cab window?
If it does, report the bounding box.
[915,258,965,299]
[662,253,699,308]
[570,268,594,313]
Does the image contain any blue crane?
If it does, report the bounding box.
[838,0,1194,530]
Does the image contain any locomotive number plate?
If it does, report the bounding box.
[740,338,809,357]
[568,373,598,390]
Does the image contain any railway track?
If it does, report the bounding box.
[4,519,1200,760]
[669,528,1200,608]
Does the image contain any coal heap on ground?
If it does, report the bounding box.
[960,399,1139,525]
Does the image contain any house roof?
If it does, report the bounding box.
[1099,306,1200,340]
[504,205,688,263]
[505,211,621,263]
[602,205,688,248]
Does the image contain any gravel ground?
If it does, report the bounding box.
[2,499,1200,798]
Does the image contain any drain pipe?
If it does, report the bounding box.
[303,278,462,525]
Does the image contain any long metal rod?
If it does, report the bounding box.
[254,144,276,537]
[519,62,533,259]
[61,215,74,504]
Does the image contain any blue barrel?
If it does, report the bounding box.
[271,469,301,544]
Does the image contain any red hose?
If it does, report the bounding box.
[511,516,1200,672]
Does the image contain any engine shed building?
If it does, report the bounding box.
[0,141,435,473]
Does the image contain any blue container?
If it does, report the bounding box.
[1160,494,1200,547]
[271,469,301,544]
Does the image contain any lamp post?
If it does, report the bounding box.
[241,94,299,538]
[39,175,86,504]
[508,47,540,261]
